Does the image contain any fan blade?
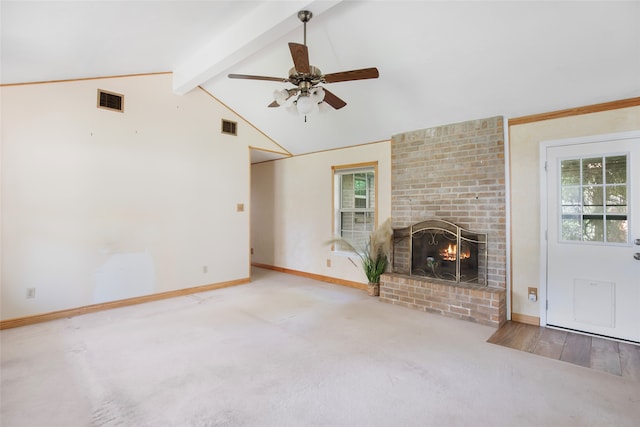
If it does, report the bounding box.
[228,74,288,82]
[322,88,347,110]
[268,101,280,108]
[288,43,310,74]
[323,67,379,83]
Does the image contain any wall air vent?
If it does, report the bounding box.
[221,119,237,136]
[97,89,124,112]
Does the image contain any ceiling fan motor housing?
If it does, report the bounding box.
[288,66,323,87]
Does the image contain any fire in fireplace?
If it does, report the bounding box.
[393,219,488,285]
[440,242,471,262]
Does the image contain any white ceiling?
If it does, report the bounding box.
[2,1,639,162]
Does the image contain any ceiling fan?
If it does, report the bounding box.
[228,10,379,115]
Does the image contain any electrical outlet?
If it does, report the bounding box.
[326,259,331,267]
[26,288,36,299]
[237,203,244,212]
[251,248,254,255]
[528,287,537,302]
[203,265,208,274]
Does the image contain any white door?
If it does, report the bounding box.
[545,133,640,343]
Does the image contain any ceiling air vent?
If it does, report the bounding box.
[221,119,237,136]
[97,89,124,112]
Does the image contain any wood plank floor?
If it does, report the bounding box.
[488,321,640,380]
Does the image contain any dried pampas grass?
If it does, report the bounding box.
[326,218,393,284]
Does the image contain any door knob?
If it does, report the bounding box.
[635,253,640,260]
[635,239,640,245]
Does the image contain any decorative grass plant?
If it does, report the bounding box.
[328,218,393,295]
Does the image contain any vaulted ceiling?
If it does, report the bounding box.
[2,1,639,163]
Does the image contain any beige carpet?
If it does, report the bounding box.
[1,267,638,426]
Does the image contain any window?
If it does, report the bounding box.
[333,163,377,251]
[560,154,628,244]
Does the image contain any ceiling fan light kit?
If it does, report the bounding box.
[299,93,323,115]
[228,9,379,119]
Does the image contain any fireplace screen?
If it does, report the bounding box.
[408,220,487,285]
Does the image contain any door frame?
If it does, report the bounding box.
[538,130,640,327]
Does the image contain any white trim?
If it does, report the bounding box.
[541,130,640,149]
[332,250,361,258]
[539,142,549,326]
[538,130,640,326]
[503,116,512,321]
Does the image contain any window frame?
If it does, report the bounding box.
[331,161,378,253]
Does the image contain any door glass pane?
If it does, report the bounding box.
[562,205,581,214]
[606,219,628,243]
[561,186,580,207]
[582,157,603,185]
[561,159,581,185]
[606,185,626,213]
[605,155,626,184]
[562,216,582,240]
[582,186,603,214]
[603,155,628,243]
[583,217,604,241]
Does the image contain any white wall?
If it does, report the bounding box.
[251,142,391,284]
[1,73,278,320]
[509,106,640,319]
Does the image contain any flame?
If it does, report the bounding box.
[439,243,471,261]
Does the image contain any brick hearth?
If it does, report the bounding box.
[380,273,506,328]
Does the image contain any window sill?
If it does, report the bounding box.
[332,250,360,258]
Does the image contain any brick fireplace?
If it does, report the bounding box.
[380,116,507,327]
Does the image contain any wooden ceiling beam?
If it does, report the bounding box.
[172,0,341,95]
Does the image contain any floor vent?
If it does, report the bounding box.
[221,119,237,136]
[97,89,124,112]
